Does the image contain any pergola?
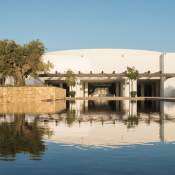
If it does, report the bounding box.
[39,72,175,79]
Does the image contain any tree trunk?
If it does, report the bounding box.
[13,68,26,86]
[14,74,25,86]
[129,79,131,97]
[131,80,133,93]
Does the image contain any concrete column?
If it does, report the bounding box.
[141,82,145,97]
[124,79,130,97]
[151,83,155,97]
[160,78,165,97]
[115,82,120,109]
[125,79,137,97]
[120,81,124,96]
[73,79,84,97]
[75,79,80,97]
[160,53,165,97]
[132,80,137,94]
[115,82,119,96]
[79,81,84,97]
[84,82,88,97]
[156,82,160,97]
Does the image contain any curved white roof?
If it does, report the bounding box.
[43,49,162,73]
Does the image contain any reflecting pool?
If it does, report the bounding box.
[0,100,175,175]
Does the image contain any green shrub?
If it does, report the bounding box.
[130,91,137,97]
[69,91,76,97]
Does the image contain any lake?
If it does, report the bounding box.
[0,100,175,175]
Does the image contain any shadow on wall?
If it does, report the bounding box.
[164,86,175,97]
[164,78,175,97]
[25,76,44,85]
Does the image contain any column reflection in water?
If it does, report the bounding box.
[129,101,137,116]
[66,100,175,142]
[160,101,165,143]
[45,100,175,146]
[126,101,138,129]
[67,100,139,124]
[138,100,165,143]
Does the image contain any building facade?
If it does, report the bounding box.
[38,49,175,97]
[4,49,175,97]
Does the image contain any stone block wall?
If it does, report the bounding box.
[0,86,66,103]
[0,100,66,114]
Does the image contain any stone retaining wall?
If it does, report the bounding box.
[0,101,66,114]
[0,86,66,103]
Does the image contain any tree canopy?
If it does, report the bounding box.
[65,69,76,87]
[125,66,139,96]
[125,66,139,80]
[0,40,53,86]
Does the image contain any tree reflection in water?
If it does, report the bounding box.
[0,114,51,161]
[124,115,139,128]
[66,109,76,127]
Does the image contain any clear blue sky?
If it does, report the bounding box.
[0,0,175,52]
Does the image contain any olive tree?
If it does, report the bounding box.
[125,66,139,97]
[0,40,52,86]
[65,70,76,97]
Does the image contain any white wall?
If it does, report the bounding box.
[43,49,175,97]
[43,49,161,74]
[164,53,175,97]
[164,53,175,73]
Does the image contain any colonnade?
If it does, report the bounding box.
[59,78,163,98]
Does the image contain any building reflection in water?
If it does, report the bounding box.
[0,99,175,160]
[43,100,175,146]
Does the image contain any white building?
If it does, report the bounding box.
[5,48,175,97]
[38,49,175,97]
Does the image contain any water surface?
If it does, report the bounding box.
[0,100,175,175]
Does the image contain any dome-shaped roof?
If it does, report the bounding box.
[43,49,161,73]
